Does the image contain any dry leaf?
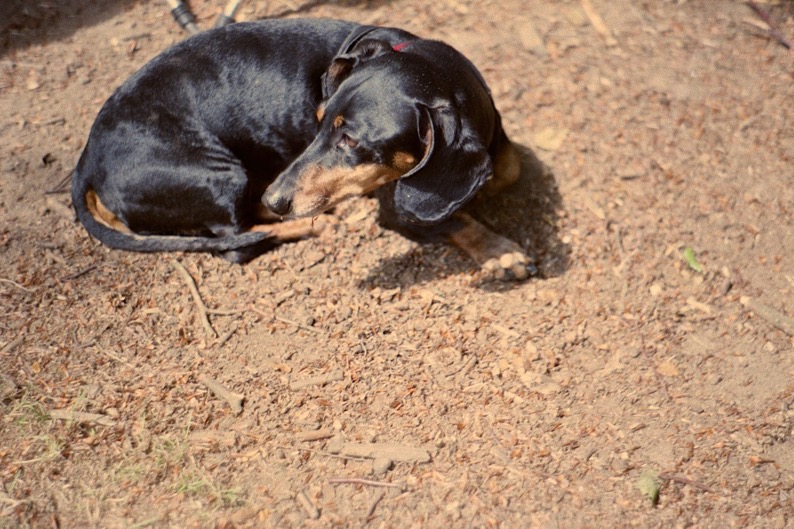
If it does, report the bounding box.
[533,127,569,151]
[656,360,680,377]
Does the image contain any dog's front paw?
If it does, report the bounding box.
[481,251,537,281]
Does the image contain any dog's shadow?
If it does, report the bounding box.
[360,144,570,290]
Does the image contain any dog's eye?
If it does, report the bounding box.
[338,133,358,149]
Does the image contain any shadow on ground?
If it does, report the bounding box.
[361,144,570,290]
[0,0,381,57]
[1,0,132,57]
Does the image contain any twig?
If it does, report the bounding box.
[365,490,386,521]
[197,374,244,414]
[1,336,24,355]
[295,428,335,442]
[206,308,246,316]
[328,478,405,489]
[296,490,320,520]
[62,264,97,282]
[171,260,217,338]
[747,1,792,49]
[274,315,325,334]
[339,442,431,463]
[658,472,715,493]
[289,370,344,391]
[275,445,370,462]
[101,349,134,368]
[0,278,35,292]
[215,325,238,348]
[44,170,73,194]
[581,0,618,46]
[49,409,115,426]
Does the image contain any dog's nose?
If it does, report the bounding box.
[263,187,292,216]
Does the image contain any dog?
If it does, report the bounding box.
[72,18,533,279]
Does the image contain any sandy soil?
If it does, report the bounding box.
[1,1,793,527]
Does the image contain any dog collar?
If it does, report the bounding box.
[392,41,413,52]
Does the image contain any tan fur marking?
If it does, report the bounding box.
[333,115,344,129]
[85,189,133,233]
[248,216,331,240]
[392,151,417,172]
[485,141,521,193]
[289,164,403,217]
[316,103,326,122]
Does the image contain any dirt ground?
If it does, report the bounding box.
[1,0,793,527]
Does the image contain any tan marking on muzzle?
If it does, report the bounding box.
[289,163,404,217]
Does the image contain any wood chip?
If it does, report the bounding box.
[581,0,618,46]
[49,409,116,427]
[296,428,335,442]
[339,442,431,464]
[289,370,344,391]
[656,359,680,377]
[197,374,244,415]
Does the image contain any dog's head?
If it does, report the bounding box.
[263,38,498,225]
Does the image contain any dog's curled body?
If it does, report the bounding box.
[72,18,530,277]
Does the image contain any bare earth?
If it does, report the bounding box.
[1,1,793,527]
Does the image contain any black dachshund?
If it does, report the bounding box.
[72,18,531,279]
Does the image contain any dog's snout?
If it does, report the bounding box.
[263,186,293,216]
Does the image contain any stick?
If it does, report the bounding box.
[197,374,244,414]
[61,264,97,282]
[296,490,320,520]
[747,1,792,49]
[49,409,115,426]
[328,478,404,489]
[289,370,344,391]
[1,336,24,355]
[274,315,325,334]
[365,490,386,521]
[215,325,238,348]
[172,260,217,339]
[339,442,431,463]
[295,428,335,442]
[0,278,35,292]
[581,0,618,46]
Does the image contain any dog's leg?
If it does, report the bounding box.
[248,215,334,241]
[448,212,534,280]
[218,216,335,264]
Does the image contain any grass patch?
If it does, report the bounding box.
[174,471,242,507]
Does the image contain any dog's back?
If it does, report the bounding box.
[72,19,359,259]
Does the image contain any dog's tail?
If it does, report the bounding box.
[71,171,270,256]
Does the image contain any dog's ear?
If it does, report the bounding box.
[394,103,493,225]
[322,40,393,99]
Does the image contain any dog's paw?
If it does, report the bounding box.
[481,251,537,281]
